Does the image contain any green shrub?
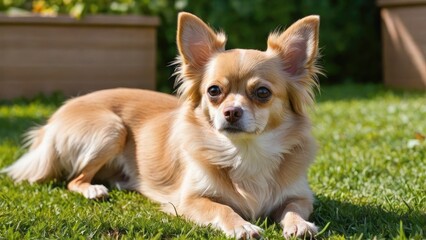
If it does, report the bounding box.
[1,0,381,91]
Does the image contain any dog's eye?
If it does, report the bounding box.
[207,85,222,97]
[256,87,271,99]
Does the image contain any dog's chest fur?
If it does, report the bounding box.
[229,139,283,218]
[193,128,297,219]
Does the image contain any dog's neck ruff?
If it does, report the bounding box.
[214,118,300,174]
[212,125,300,219]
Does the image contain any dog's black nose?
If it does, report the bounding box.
[223,106,243,123]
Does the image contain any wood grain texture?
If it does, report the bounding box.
[0,15,159,99]
[380,6,426,90]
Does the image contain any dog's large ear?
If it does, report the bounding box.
[268,16,320,115]
[267,16,319,77]
[177,12,226,69]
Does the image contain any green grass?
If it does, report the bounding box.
[0,84,425,239]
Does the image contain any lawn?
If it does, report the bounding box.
[0,84,425,239]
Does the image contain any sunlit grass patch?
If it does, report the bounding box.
[0,84,425,239]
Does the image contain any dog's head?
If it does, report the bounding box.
[175,12,320,136]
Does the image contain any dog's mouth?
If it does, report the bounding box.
[219,124,254,135]
[222,126,245,134]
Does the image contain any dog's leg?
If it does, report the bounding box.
[179,197,263,239]
[274,198,318,239]
[67,158,111,199]
[67,123,127,200]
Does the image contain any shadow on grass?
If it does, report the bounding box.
[0,91,65,106]
[316,83,425,102]
[0,92,64,144]
[0,116,44,143]
[313,195,426,238]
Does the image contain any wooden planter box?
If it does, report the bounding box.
[377,0,426,90]
[0,14,160,99]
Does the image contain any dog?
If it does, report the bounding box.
[2,12,321,239]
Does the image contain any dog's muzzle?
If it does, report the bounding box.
[220,106,246,133]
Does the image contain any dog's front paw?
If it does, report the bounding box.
[225,222,263,239]
[283,215,317,239]
[82,184,109,199]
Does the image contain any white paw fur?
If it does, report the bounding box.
[226,222,263,239]
[82,184,109,199]
[283,218,317,239]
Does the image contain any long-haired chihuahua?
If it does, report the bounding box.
[3,12,321,239]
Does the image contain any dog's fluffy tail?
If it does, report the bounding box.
[1,126,60,183]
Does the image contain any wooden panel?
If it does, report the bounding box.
[0,79,154,99]
[0,14,160,27]
[380,6,426,90]
[1,48,154,67]
[0,15,159,99]
[0,64,155,82]
[0,25,156,49]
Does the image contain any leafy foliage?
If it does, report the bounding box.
[1,0,381,91]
